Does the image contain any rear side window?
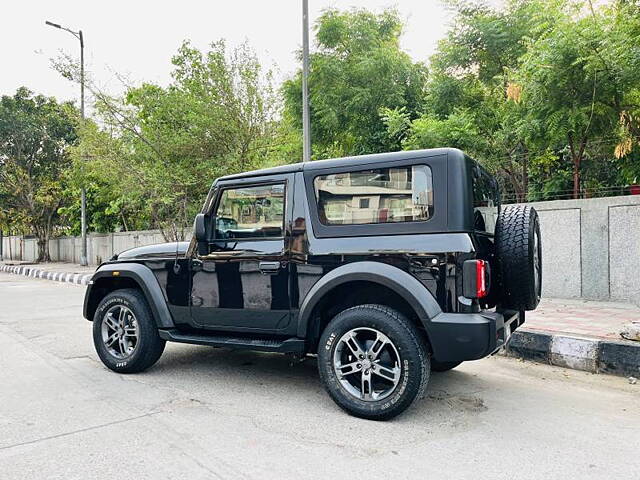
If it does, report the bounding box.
[314,165,433,225]
[473,167,500,234]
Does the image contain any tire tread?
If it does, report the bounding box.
[495,205,541,310]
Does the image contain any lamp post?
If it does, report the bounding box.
[302,0,311,162]
[45,20,88,266]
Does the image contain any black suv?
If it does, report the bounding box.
[84,148,542,420]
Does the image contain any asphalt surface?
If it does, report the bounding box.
[1,273,639,480]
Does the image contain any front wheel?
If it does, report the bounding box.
[93,288,165,373]
[317,305,430,420]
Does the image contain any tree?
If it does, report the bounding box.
[598,0,640,185]
[60,118,144,234]
[58,40,281,241]
[283,8,427,158]
[517,4,620,198]
[388,0,640,202]
[431,0,550,84]
[390,0,564,201]
[0,88,77,261]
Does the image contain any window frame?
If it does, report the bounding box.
[304,155,448,239]
[471,163,501,236]
[313,164,434,227]
[210,180,288,242]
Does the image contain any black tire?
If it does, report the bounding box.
[317,304,430,421]
[495,205,542,311]
[431,360,461,372]
[93,288,165,374]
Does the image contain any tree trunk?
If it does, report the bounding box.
[522,153,529,202]
[501,166,524,203]
[568,133,586,200]
[572,159,581,199]
[36,236,50,263]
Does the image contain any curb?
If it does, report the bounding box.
[0,264,92,286]
[504,330,640,377]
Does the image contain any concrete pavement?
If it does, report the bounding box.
[1,272,639,479]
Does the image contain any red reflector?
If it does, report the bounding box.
[476,260,488,298]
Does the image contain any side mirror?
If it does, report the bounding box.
[194,213,207,242]
[194,214,209,256]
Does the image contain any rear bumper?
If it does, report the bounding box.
[427,309,522,363]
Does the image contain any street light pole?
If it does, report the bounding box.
[46,20,88,266]
[302,0,311,162]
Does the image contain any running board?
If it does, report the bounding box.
[158,329,306,354]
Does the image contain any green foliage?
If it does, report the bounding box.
[403,109,482,151]
[283,8,427,158]
[0,88,78,260]
[393,0,555,201]
[62,40,281,241]
[432,0,555,83]
[390,0,640,201]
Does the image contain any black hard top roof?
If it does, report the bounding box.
[217,148,466,182]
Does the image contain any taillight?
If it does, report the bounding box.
[463,259,491,299]
[476,259,488,298]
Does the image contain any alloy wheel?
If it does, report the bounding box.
[333,327,401,402]
[101,305,139,359]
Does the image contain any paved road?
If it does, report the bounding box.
[1,273,638,480]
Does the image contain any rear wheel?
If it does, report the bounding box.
[93,289,165,373]
[495,205,542,310]
[317,304,429,420]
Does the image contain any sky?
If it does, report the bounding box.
[1,0,469,105]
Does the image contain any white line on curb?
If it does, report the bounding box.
[1,265,91,286]
[550,335,599,372]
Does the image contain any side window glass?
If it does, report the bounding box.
[473,169,500,234]
[314,165,433,225]
[214,183,285,239]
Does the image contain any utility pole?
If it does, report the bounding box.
[46,20,88,266]
[302,0,311,162]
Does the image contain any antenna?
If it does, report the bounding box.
[173,226,181,274]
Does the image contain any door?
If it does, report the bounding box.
[190,175,293,333]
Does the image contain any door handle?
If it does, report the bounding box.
[203,250,242,259]
[259,261,281,274]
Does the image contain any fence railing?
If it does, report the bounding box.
[502,185,640,204]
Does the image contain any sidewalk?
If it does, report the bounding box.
[1,261,639,376]
[526,297,640,339]
[507,298,640,377]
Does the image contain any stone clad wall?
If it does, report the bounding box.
[516,195,640,302]
[2,195,640,302]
